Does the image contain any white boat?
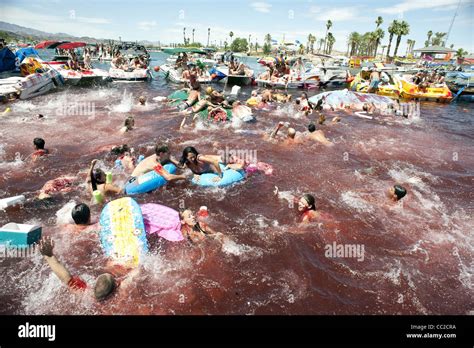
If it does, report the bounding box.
[0,69,63,100]
[159,64,213,84]
[109,67,150,82]
[41,61,111,86]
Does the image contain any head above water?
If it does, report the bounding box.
[308,123,316,133]
[94,273,116,301]
[389,185,407,201]
[93,168,106,185]
[71,203,91,225]
[179,209,196,227]
[124,116,134,130]
[298,194,316,212]
[287,128,296,139]
[138,96,146,105]
[180,146,199,165]
[33,137,45,150]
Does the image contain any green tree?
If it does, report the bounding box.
[431,32,447,46]
[183,27,186,45]
[393,21,410,58]
[230,38,248,52]
[327,33,336,54]
[229,31,234,44]
[324,20,332,53]
[425,30,433,47]
[386,20,399,58]
[265,33,272,45]
[309,34,316,54]
[317,38,324,53]
[347,32,360,56]
[263,42,271,55]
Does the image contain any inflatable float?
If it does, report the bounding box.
[141,203,184,242]
[308,90,395,111]
[192,163,245,187]
[99,197,148,267]
[124,163,176,195]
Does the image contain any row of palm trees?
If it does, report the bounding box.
[182,27,212,46]
[424,31,448,47]
[347,17,410,59]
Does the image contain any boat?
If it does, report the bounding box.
[446,71,474,96]
[0,47,64,101]
[210,66,254,86]
[109,67,151,82]
[397,74,453,102]
[159,64,213,84]
[349,70,400,99]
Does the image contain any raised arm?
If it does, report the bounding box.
[270,122,284,138]
[39,237,72,285]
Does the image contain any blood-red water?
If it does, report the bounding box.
[0,57,473,315]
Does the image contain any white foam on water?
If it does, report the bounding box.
[221,238,263,260]
[341,191,374,213]
[109,90,133,113]
[56,200,77,225]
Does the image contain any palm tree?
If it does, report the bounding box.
[183,27,186,45]
[380,45,387,58]
[386,20,398,59]
[265,33,271,44]
[327,33,336,54]
[456,48,468,64]
[324,20,332,53]
[310,34,316,54]
[192,28,195,43]
[425,30,433,47]
[431,32,447,46]
[307,34,312,54]
[229,31,234,45]
[317,38,324,53]
[375,16,383,29]
[299,44,305,55]
[393,21,409,58]
[347,32,360,56]
[207,28,210,47]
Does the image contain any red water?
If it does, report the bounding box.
[0,81,473,315]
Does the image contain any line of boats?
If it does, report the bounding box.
[1,42,472,104]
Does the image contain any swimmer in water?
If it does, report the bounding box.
[388,185,407,202]
[362,102,377,115]
[138,96,146,105]
[179,146,223,182]
[31,137,49,161]
[120,116,135,134]
[87,159,123,196]
[179,209,221,243]
[39,236,138,300]
[297,194,319,223]
[71,203,92,226]
[129,143,188,182]
[305,123,333,146]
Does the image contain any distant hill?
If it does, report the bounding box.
[0,21,109,43]
[0,21,162,47]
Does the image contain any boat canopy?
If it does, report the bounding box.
[163,47,206,55]
[0,47,17,73]
[35,41,69,49]
[15,47,40,63]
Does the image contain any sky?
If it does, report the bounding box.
[2,0,473,54]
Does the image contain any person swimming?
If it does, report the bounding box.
[138,96,146,105]
[298,194,318,223]
[179,209,220,244]
[31,137,49,160]
[388,185,407,202]
[71,203,92,225]
[179,146,223,178]
[120,116,135,134]
[88,159,123,197]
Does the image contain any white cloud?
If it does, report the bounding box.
[138,21,157,31]
[376,0,461,14]
[308,6,360,22]
[251,2,272,13]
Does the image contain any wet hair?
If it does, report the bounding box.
[393,185,407,201]
[33,138,45,150]
[124,116,134,129]
[91,168,106,191]
[180,146,199,165]
[303,194,316,210]
[362,104,368,112]
[71,203,91,225]
[110,144,130,156]
[94,273,116,301]
[308,123,316,133]
[155,144,169,156]
[295,99,301,105]
[301,92,308,99]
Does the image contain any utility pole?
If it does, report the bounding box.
[445,0,462,47]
